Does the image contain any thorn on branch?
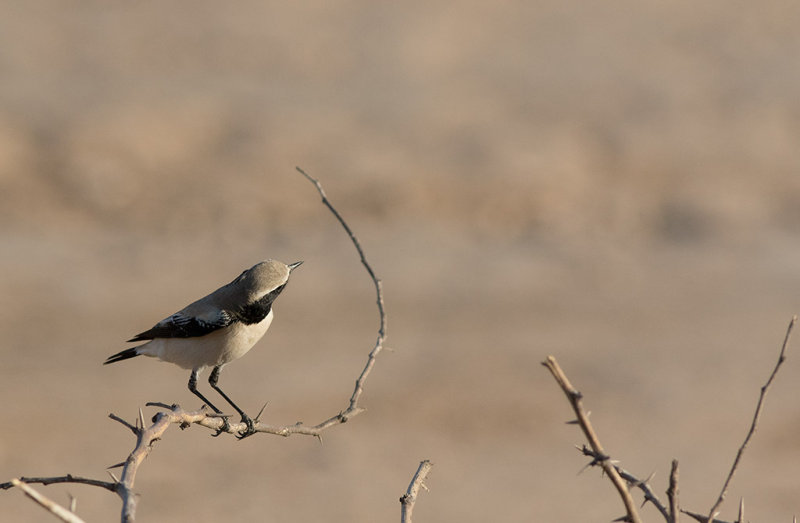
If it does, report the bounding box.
[108,413,138,434]
[254,402,269,423]
[144,402,174,409]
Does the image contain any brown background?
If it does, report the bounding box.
[2,2,800,521]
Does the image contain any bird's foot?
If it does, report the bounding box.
[211,416,232,437]
[235,414,257,440]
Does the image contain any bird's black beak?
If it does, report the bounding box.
[288,261,303,272]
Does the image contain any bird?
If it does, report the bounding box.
[104,259,303,438]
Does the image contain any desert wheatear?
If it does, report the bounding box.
[105,259,302,437]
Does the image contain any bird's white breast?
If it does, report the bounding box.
[138,309,274,371]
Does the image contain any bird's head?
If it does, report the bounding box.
[237,259,302,301]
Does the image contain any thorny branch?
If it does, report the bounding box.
[545,315,796,523]
[543,355,643,523]
[578,446,669,520]
[2,406,187,522]
[400,460,433,523]
[2,169,387,521]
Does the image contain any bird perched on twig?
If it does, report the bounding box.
[105,259,302,438]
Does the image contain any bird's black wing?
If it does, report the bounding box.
[127,309,234,341]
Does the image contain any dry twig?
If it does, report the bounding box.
[543,356,643,523]
[295,166,387,426]
[400,460,433,523]
[667,459,679,523]
[706,315,796,522]
[1,475,115,493]
[8,479,86,523]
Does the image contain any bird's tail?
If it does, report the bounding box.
[104,347,140,365]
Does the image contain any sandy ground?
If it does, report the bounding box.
[2,2,800,522]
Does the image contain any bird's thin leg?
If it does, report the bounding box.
[188,370,224,413]
[208,366,256,439]
[189,370,232,437]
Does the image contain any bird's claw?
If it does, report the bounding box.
[235,414,257,440]
[211,416,232,437]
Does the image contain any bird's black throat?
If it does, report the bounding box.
[234,284,286,325]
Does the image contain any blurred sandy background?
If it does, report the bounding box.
[2,1,800,521]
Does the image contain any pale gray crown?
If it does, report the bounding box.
[235,259,302,301]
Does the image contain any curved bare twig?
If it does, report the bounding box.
[296,166,386,415]
[706,315,796,522]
